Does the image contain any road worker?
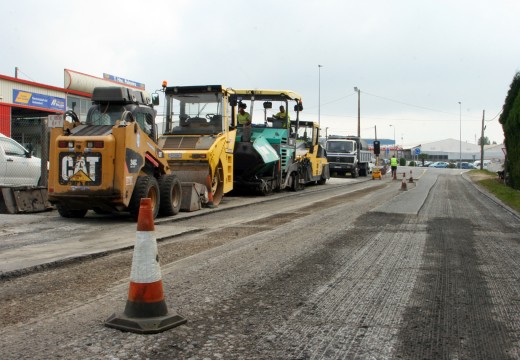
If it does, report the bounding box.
[391,155,398,178]
[237,103,251,126]
[274,105,290,128]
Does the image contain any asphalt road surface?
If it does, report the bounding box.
[0,167,519,359]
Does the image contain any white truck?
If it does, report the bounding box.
[325,135,372,178]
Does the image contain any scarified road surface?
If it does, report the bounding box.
[0,170,519,359]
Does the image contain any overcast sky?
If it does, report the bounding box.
[1,0,518,145]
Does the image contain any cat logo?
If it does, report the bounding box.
[69,170,92,183]
[59,153,102,186]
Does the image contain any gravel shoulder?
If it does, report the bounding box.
[1,172,519,359]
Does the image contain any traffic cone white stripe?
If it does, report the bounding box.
[130,231,162,283]
[104,197,186,333]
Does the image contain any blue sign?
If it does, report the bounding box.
[385,147,390,154]
[13,89,65,111]
[103,73,145,89]
[415,148,421,155]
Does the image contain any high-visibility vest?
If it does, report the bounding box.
[391,157,398,166]
[237,112,251,125]
[275,111,290,120]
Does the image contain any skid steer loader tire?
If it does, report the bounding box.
[129,175,160,221]
[57,204,88,218]
[158,174,182,217]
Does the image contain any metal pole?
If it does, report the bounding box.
[390,124,395,155]
[480,109,485,170]
[459,101,462,164]
[318,65,323,126]
[40,117,48,187]
[356,89,360,138]
[354,87,360,163]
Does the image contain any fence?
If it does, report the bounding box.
[8,117,49,187]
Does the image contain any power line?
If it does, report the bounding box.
[305,111,483,123]
[16,68,36,82]
[486,109,502,122]
[306,93,355,110]
[361,91,455,116]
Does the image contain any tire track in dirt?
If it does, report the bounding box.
[273,212,425,359]
[394,174,517,359]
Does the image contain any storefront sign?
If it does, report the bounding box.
[103,73,145,89]
[13,89,65,111]
[48,114,64,128]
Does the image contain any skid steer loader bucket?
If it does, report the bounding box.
[0,186,52,214]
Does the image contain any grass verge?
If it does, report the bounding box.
[470,170,520,213]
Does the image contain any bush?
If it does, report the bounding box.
[499,72,520,189]
[399,158,406,166]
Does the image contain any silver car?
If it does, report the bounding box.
[0,134,43,186]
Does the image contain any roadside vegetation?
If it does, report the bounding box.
[499,72,520,190]
[470,169,520,213]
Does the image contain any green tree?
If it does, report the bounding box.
[478,136,490,146]
[418,153,428,165]
[499,72,520,189]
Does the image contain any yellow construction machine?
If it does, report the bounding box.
[292,119,330,188]
[231,89,329,193]
[157,84,237,206]
[48,86,182,219]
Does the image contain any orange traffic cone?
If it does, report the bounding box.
[205,174,215,208]
[401,173,408,191]
[408,170,414,183]
[105,198,186,334]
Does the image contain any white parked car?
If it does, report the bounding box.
[0,133,43,186]
[473,160,491,169]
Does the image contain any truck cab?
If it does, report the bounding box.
[326,135,371,178]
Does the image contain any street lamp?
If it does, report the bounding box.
[459,101,462,164]
[354,87,360,138]
[318,65,323,126]
[390,124,396,156]
[354,87,361,164]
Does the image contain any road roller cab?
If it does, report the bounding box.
[157,84,237,206]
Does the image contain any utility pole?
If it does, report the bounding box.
[354,87,361,164]
[318,65,320,126]
[480,110,485,170]
[459,102,462,165]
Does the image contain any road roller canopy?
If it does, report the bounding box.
[231,89,303,127]
[233,89,303,103]
[163,85,234,136]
